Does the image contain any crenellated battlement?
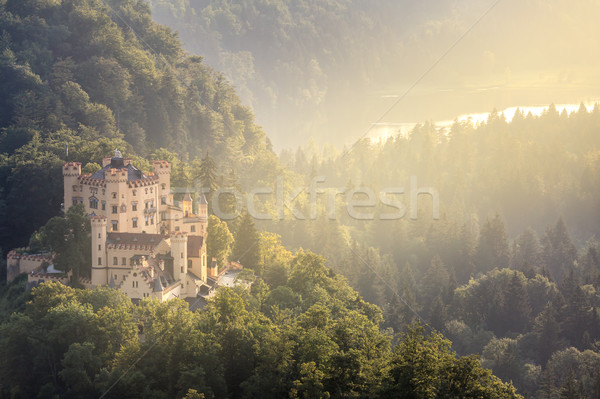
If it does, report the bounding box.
[63,162,82,176]
[153,160,171,175]
[105,168,128,183]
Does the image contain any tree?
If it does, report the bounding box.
[232,210,261,272]
[196,152,218,213]
[380,324,522,398]
[31,204,91,281]
[476,214,510,272]
[512,227,542,271]
[533,303,562,364]
[541,218,578,280]
[207,215,234,269]
[503,271,531,333]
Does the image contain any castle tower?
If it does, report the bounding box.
[105,168,128,232]
[154,160,171,209]
[63,162,82,212]
[91,216,108,287]
[171,231,188,281]
[182,189,193,217]
[198,192,208,233]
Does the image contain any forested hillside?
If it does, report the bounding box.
[0,0,278,256]
[274,108,600,397]
[0,253,522,398]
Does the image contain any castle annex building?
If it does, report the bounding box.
[8,153,219,302]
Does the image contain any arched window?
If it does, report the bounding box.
[89,196,98,209]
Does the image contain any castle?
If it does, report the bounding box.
[8,152,223,302]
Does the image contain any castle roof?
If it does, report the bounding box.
[90,157,148,182]
[183,189,192,202]
[199,192,208,205]
[106,232,166,250]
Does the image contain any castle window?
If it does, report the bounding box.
[145,201,148,209]
[150,200,154,208]
[112,192,117,199]
[98,257,102,265]
[112,206,118,214]
[102,189,105,195]
[121,204,126,212]
[113,257,118,265]
[175,226,180,231]
[89,197,98,209]
[112,221,118,231]
[145,188,148,194]
[114,275,117,281]
[161,196,166,205]
[98,244,101,251]
[160,212,166,221]
[181,266,184,273]
[150,215,154,225]
[191,225,196,232]
[98,233,101,238]
[132,218,138,228]
[145,216,149,226]
[150,187,153,193]
[72,199,78,206]
[101,201,106,211]
[132,189,136,196]
[72,185,78,192]
[132,202,137,211]
[122,257,126,265]
[161,183,166,190]
[181,252,184,259]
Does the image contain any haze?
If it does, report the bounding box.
[148,0,600,149]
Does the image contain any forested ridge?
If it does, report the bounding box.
[0,0,279,256]
[274,107,600,397]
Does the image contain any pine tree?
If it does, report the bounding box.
[197,152,218,214]
[513,227,542,271]
[503,271,531,334]
[533,303,561,365]
[542,217,577,280]
[476,214,510,272]
[231,211,261,272]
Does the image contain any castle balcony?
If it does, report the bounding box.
[144,207,157,214]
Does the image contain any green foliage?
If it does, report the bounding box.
[232,211,261,271]
[206,215,234,269]
[380,324,522,398]
[0,0,275,255]
[30,203,91,280]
